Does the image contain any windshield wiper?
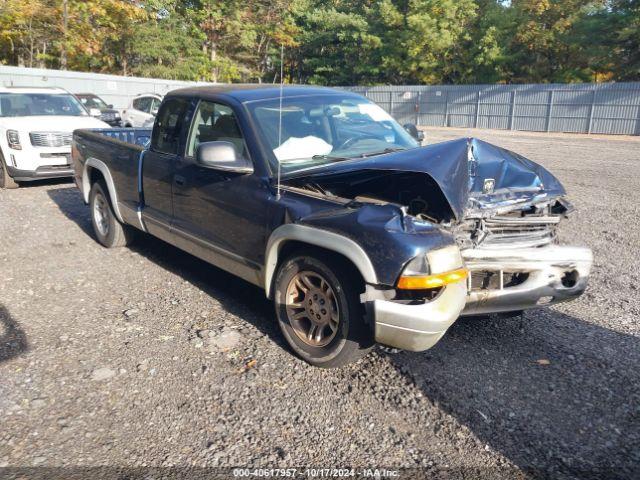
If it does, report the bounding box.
[311,154,351,162]
[358,147,407,158]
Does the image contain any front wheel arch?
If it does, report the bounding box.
[279,242,365,290]
[264,225,378,299]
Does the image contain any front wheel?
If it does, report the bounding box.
[89,180,135,248]
[0,152,18,189]
[274,253,373,368]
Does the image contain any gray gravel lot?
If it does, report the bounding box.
[1,128,639,479]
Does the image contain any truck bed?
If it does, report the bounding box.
[72,128,152,215]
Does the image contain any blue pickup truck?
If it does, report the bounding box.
[71,85,592,367]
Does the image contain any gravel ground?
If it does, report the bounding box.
[1,128,639,479]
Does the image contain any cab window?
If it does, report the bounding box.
[150,97,190,155]
[186,100,247,158]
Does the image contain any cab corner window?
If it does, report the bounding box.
[150,98,190,155]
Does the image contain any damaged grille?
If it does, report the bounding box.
[457,215,560,249]
[468,270,529,291]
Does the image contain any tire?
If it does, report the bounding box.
[273,253,373,368]
[89,180,135,248]
[0,151,19,189]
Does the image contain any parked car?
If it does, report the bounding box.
[71,85,592,367]
[121,93,162,127]
[0,86,110,189]
[75,93,122,127]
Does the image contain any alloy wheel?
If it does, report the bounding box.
[285,271,340,347]
[93,192,110,237]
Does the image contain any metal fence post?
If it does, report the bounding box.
[444,90,449,127]
[389,91,394,116]
[587,89,596,134]
[475,90,481,128]
[545,90,555,132]
[509,90,517,130]
[415,91,420,125]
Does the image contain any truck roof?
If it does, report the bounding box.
[167,84,354,103]
[0,86,70,94]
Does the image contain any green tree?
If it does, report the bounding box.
[0,0,638,84]
[610,0,640,81]
[368,0,484,84]
[293,0,381,85]
[126,1,209,81]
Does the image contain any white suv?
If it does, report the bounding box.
[0,87,110,189]
[121,93,162,127]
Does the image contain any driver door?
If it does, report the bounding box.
[171,99,268,281]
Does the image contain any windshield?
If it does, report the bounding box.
[77,95,108,110]
[245,94,419,173]
[0,93,88,117]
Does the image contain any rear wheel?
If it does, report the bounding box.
[89,180,135,248]
[0,152,18,189]
[274,253,373,368]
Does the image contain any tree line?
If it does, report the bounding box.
[0,0,638,85]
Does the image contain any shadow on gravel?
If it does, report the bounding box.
[388,310,640,479]
[0,303,28,364]
[18,177,73,189]
[47,186,285,349]
[128,235,286,346]
[47,186,94,236]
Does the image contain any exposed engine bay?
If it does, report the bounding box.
[286,170,456,223]
[282,137,578,254]
[285,169,572,251]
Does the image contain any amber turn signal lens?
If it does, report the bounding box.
[397,268,468,290]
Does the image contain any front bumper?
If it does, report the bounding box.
[6,165,74,182]
[461,245,593,315]
[373,281,467,351]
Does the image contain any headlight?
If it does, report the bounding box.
[6,130,21,150]
[397,246,467,290]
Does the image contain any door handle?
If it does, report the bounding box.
[174,175,186,187]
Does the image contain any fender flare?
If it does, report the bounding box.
[264,224,378,298]
[82,157,124,223]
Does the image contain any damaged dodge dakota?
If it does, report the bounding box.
[71,85,592,367]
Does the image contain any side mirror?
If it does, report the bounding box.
[403,123,425,143]
[150,108,159,116]
[108,104,114,109]
[89,107,102,117]
[195,141,253,174]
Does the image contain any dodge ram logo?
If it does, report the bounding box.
[483,178,495,194]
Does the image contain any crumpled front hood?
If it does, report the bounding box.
[289,137,566,221]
